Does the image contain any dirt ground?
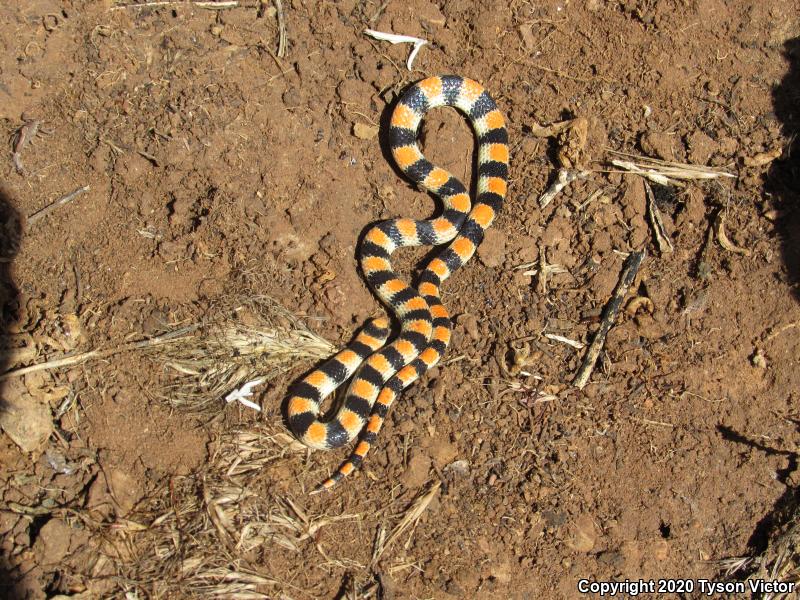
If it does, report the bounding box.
[1,0,799,598]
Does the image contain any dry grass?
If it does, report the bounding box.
[371,480,440,567]
[105,420,447,598]
[106,423,316,598]
[607,149,736,186]
[0,292,334,416]
[151,294,334,411]
[717,506,800,599]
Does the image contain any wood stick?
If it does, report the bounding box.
[538,168,589,209]
[27,186,90,225]
[644,180,674,254]
[274,0,287,57]
[0,325,199,382]
[112,1,243,9]
[573,250,646,389]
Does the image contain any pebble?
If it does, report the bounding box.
[400,451,431,489]
[0,379,53,453]
[476,228,508,268]
[457,313,480,340]
[568,514,597,552]
[33,518,72,565]
[353,123,378,139]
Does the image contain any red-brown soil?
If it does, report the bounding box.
[1,0,799,598]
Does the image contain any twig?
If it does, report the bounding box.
[0,325,199,382]
[273,0,286,58]
[765,321,800,342]
[630,417,674,428]
[369,0,390,24]
[371,480,440,566]
[27,186,90,225]
[544,333,585,349]
[607,150,736,186]
[573,251,646,389]
[644,181,674,254]
[364,29,428,71]
[538,168,590,208]
[714,211,751,256]
[111,1,242,9]
[12,120,45,175]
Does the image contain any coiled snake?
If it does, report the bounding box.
[286,75,509,492]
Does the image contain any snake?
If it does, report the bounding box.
[286,75,509,492]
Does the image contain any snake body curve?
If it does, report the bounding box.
[286,75,509,491]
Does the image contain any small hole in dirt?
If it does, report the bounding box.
[659,521,671,538]
[28,514,49,546]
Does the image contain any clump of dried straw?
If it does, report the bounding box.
[105,423,358,598]
[716,505,800,599]
[153,294,334,411]
[0,291,335,413]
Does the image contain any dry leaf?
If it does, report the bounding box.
[557,117,589,169]
[743,146,783,167]
[715,213,751,256]
[519,23,535,50]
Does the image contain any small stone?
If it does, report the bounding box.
[619,177,646,223]
[490,556,513,584]
[400,451,430,489]
[477,228,507,267]
[418,2,446,26]
[33,518,72,565]
[634,314,667,339]
[282,88,302,108]
[427,439,458,468]
[0,379,53,453]
[680,186,706,226]
[685,130,718,165]
[597,550,625,568]
[640,131,681,160]
[86,470,113,519]
[444,459,469,475]
[106,468,141,516]
[716,136,738,157]
[519,24,535,50]
[653,539,670,561]
[751,348,767,369]
[457,313,479,341]
[568,514,597,552]
[353,123,378,140]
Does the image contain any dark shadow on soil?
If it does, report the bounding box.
[769,37,800,299]
[0,184,24,599]
[718,424,799,554]
[703,39,800,589]
[743,34,800,550]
